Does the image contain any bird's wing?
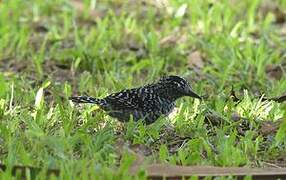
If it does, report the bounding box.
[104,88,145,110]
[103,87,168,123]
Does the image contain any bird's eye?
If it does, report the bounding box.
[173,82,181,87]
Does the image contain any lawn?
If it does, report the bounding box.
[0,0,286,179]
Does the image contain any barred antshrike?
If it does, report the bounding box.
[69,75,201,124]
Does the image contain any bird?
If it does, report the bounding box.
[69,75,201,124]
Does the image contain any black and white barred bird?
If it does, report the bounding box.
[69,75,201,124]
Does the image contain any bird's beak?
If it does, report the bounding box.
[187,89,202,100]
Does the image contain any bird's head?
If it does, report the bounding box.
[158,75,201,100]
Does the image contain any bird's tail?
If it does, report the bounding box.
[69,95,103,105]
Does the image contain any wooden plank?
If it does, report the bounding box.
[143,164,286,180]
[1,163,286,179]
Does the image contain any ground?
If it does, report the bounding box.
[0,0,286,179]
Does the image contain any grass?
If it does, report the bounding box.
[0,0,286,179]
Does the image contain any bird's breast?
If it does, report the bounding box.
[156,97,175,115]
